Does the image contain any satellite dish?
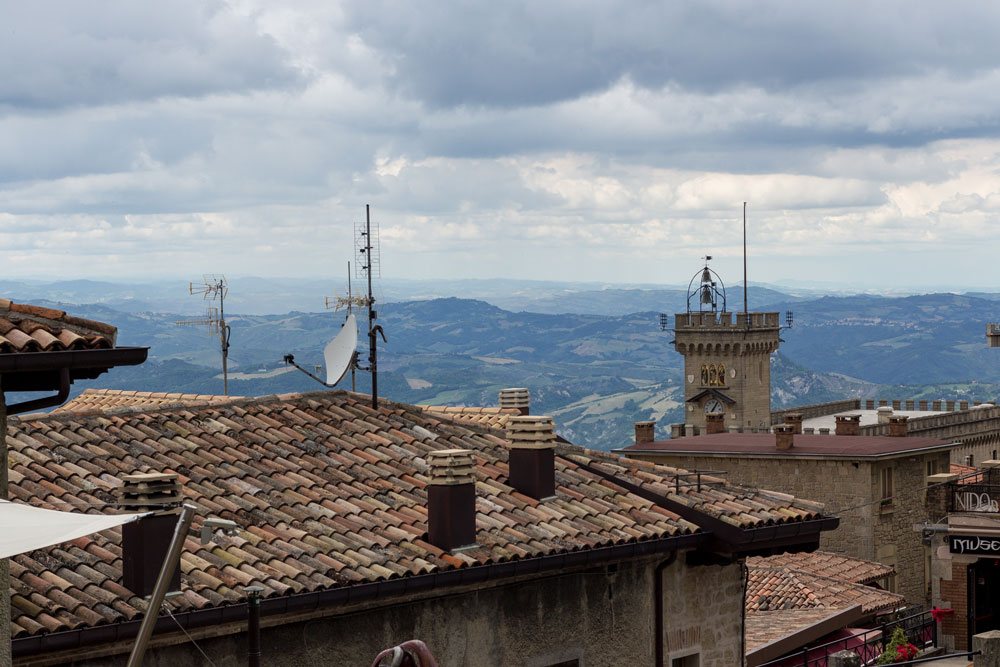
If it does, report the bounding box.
[323,313,358,386]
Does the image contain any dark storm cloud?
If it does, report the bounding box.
[0,1,302,110]
[343,1,1000,108]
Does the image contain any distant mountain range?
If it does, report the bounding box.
[10,281,1000,450]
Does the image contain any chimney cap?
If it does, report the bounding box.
[119,471,182,511]
[835,414,862,422]
[506,415,556,450]
[427,449,476,485]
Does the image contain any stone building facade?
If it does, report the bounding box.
[39,556,742,667]
[674,311,781,433]
[622,429,956,604]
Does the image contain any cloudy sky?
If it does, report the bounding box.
[4,1,1000,290]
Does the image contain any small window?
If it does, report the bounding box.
[880,467,894,507]
[992,449,997,460]
[547,662,579,667]
[966,454,974,466]
[926,460,937,477]
[672,654,700,667]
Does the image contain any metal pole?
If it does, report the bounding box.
[743,202,748,318]
[348,262,356,393]
[126,504,197,667]
[219,280,229,396]
[0,378,11,667]
[366,204,378,410]
[246,585,263,667]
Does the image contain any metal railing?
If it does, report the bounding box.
[757,610,937,667]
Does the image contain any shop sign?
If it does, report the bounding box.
[949,535,1000,555]
[952,489,1000,513]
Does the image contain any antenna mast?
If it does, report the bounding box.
[178,275,231,395]
[356,205,386,409]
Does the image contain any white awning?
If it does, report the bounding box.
[0,499,153,558]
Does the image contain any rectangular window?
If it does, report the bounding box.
[671,655,700,667]
[926,460,937,477]
[547,662,579,667]
[880,467,894,507]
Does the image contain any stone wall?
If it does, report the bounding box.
[674,311,780,433]
[662,559,745,666]
[771,399,861,425]
[31,555,746,667]
[869,455,946,602]
[626,450,949,603]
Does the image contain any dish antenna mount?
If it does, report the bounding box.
[283,205,387,409]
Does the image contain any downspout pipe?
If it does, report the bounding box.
[654,551,678,667]
[5,368,70,415]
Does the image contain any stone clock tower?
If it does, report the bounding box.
[670,259,781,432]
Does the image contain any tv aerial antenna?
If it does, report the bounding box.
[283,205,386,408]
[177,275,231,395]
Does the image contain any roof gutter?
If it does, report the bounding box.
[5,367,70,415]
[13,533,703,660]
[0,347,148,373]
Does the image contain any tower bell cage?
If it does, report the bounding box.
[687,258,727,314]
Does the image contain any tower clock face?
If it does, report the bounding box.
[704,398,724,414]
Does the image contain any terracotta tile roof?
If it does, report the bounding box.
[53,389,239,414]
[0,299,116,353]
[745,608,852,653]
[621,432,956,459]
[7,390,834,643]
[746,561,903,615]
[418,405,520,429]
[561,450,827,530]
[951,463,983,484]
[747,551,894,586]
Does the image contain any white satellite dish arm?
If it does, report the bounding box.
[283,313,358,388]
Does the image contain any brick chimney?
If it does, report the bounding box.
[670,423,685,439]
[705,413,725,434]
[774,425,794,450]
[427,449,477,550]
[888,415,909,437]
[119,472,183,596]
[498,388,530,415]
[835,414,861,436]
[634,420,656,445]
[783,413,803,435]
[507,415,556,500]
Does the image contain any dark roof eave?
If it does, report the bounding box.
[0,347,149,373]
[617,443,961,460]
[12,533,702,659]
[0,348,148,392]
